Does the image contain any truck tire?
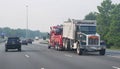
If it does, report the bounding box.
[99,49,105,55]
[18,48,21,52]
[65,39,70,51]
[77,43,83,55]
[5,48,8,52]
[48,45,51,49]
[55,44,58,51]
[58,45,64,51]
[55,44,63,51]
[59,47,65,51]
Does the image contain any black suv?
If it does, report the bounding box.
[27,39,33,44]
[5,37,21,52]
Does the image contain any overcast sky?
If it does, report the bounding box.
[0,0,119,32]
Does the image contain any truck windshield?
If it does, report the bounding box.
[55,28,63,35]
[78,26,96,34]
[7,39,19,44]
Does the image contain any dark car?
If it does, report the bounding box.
[27,39,33,44]
[5,37,21,52]
[21,40,28,45]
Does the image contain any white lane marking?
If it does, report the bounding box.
[111,56,120,59]
[112,66,120,69]
[25,54,30,58]
[41,68,45,69]
[107,55,120,59]
[64,54,72,57]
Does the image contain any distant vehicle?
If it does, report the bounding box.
[48,25,63,50]
[35,37,39,40]
[21,40,28,45]
[5,37,21,52]
[27,39,33,44]
[43,36,46,40]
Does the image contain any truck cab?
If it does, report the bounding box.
[63,19,106,55]
[48,25,63,50]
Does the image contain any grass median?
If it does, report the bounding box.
[108,46,120,50]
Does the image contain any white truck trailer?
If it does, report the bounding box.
[62,19,106,55]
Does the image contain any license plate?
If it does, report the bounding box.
[91,47,100,50]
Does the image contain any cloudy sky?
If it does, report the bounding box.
[0,0,119,32]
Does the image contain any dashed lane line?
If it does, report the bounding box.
[112,66,120,69]
[25,54,30,58]
[64,54,72,57]
[41,68,45,69]
[107,55,120,59]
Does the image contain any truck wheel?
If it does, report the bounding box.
[99,49,105,55]
[48,45,51,49]
[55,44,59,51]
[65,39,70,51]
[18,48,21,52]
[59,46,64,51]
[5,48,8,52]
[77,44,83,55]
[57,45,63,51]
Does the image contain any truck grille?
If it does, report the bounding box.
[88,36,99,45]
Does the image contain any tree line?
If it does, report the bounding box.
[0,27,47,39]
[84,0,120,48]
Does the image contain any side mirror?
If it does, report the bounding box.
[100,40,106,45]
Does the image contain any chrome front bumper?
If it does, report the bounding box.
[80,45,106,51]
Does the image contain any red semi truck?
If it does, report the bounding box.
[48,25,63,50]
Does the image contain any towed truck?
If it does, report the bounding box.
[48,19,106,55]
[48,25,63,50]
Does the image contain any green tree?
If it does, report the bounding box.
[97,0,113,40]
[84,12,97,20]
[106,4,120,48]
[0,27,46,39]
[83,0,120,48]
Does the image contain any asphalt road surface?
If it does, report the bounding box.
[0,42,120,69]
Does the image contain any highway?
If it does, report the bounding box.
[0,41,120,69]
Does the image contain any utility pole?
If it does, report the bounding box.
[26,5,28,39]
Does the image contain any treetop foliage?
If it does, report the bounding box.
[84,0,120,48]
[0,27,47,39]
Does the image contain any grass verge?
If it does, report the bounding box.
[109,46,120,50]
